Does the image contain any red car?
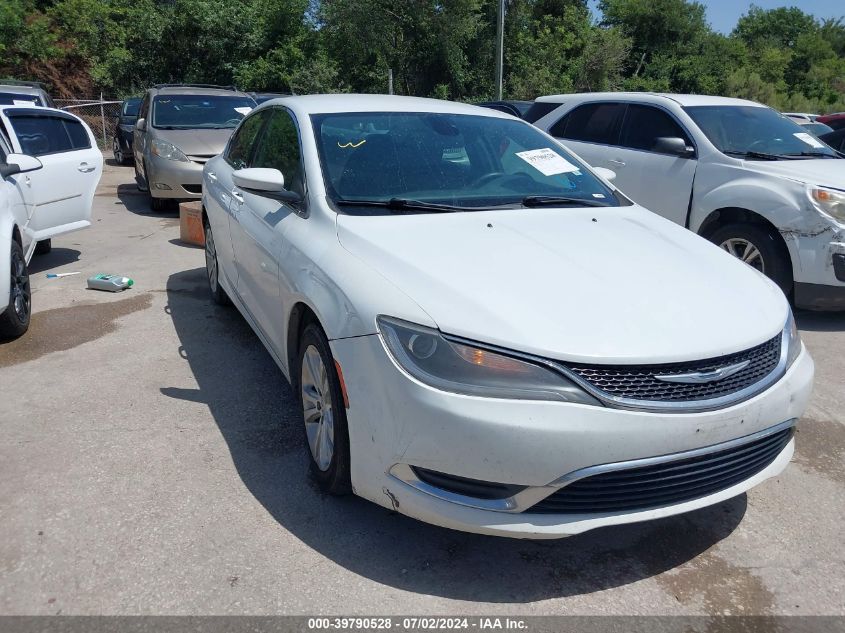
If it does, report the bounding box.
[817,112,845,130]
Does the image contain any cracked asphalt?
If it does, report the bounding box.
[0,157,843,616]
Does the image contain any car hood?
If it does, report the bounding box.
[744,158,845,188]
[336,206,788,364]
[152,128,234,157]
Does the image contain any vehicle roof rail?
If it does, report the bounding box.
[0,79,50,90]
[152,83,239,91]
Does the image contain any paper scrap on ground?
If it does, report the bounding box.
[515,148,578,176]
[794,132,825,149]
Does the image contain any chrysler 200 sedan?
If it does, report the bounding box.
[201,95,814,538]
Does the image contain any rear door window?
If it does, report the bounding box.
[550,103,625,145]
[619,104,692,153]
[5,112,91,156]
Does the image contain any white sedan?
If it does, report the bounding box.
[0,105,102,338]
[202,95,814,538]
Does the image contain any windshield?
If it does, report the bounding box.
[123,99,140,117]
[685,105,839,159]
[311,112,622,214]
[152,94,254,129]
[0,92,42,106]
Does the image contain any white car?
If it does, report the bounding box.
[531,93,845,310]
[0,105,102,337]
[202,95,813,539]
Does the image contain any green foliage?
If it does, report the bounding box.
[0,0,842,113]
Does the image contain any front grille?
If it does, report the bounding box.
[565,334,781,403]
[411,466,525,500]
[530,426,792,514]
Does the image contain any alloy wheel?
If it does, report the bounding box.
[113,139,123,164]
[300,345,335,471]
[10,248,30,321]
[205,226,218,293]
[720,237,765,274]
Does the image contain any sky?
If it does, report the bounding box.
[587,0,845,34]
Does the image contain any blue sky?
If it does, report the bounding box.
[587,1,845,34]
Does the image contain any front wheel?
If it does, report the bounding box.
[297,322,351,495]
[0,241,31,339]
[113,138,126,165]
[709,223,793,296]
[203,218,230,306]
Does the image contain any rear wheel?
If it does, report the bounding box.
[297,322,351,495]
[0,241,31,339]
[708,223,792,295]
[203,218,230,305]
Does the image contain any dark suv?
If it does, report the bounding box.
[113,97,141,165]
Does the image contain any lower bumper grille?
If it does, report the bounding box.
[531,426,793,514]
[411,466,525,500]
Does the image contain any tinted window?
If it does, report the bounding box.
[7,113,91,156]
[123,99,141,117]
[152,94,255,129]
[138,94,150,120]
[620,105,691,153]
[820,129,845,152]
[252,109,304,196]
[523,101,562,124]
[225,110,269,170]
[685,105,839,158]
[551,103,624,144]
[311,112,622,214]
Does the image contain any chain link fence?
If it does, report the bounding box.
[55,97,122,151]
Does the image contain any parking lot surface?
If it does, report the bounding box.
[0,157,843,616]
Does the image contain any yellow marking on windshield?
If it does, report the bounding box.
[338,139,366,149]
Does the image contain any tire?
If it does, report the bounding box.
[34,239,52,255]
[113,138,126,165]
[203,218,231,306]
[297,322,352,495]
[708,223,793,296]
[150,196,171,212]
[0,241,31,339]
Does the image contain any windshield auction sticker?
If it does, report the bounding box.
[515,148,578,176]
[794,132,825,149]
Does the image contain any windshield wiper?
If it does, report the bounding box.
[334,198,468,213]
[781,151,839,159]
[521,195,608,208]
[723,150,796,161]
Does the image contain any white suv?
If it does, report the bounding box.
[531,93,845,310]
[0,105,102,337]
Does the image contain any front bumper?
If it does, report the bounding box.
[786,226,845,310]
[330,334,814,538]
[146,153,204,200]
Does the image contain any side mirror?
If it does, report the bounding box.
[233,168,302,204]
[653,136,694,157]
[135,118,147,132]
[593,166,616,181]
[0,153,43,178]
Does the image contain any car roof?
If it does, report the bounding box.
[258,94,513,118]
[150,85,252,98]
[535,92,767,108]
[0,84,43,96]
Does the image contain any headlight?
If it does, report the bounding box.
[377,316,601,405]
[807,185,845,222]
[151,138,189,162]
[784,309,802,369]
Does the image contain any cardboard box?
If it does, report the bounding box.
[179,204,205,247]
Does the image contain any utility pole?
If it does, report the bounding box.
[388,68,394,95]
[494,0,505,100]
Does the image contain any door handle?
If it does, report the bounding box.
[78,162,95,173]
[231,188,244,204]
[608,159,626,166]
[207,171,218,182]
